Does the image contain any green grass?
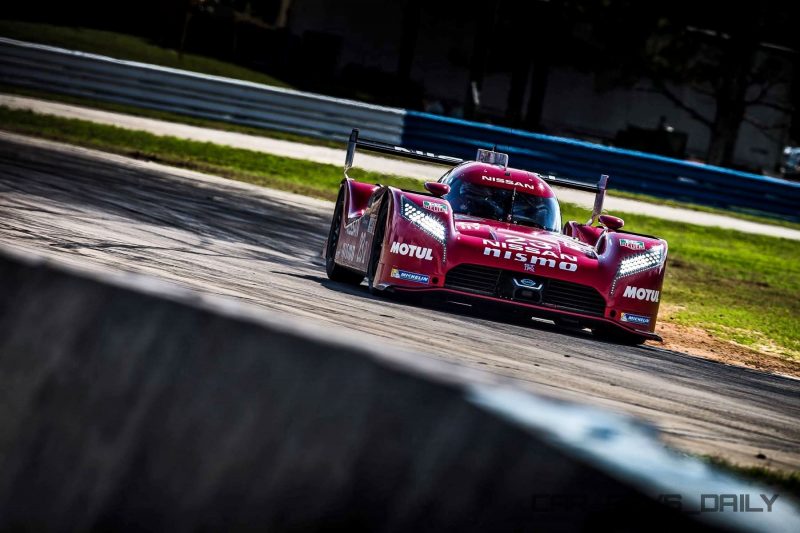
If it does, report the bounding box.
[608,189,800,232]
[560,204,800,360]
[0,106,418,199]
[2,106,799,361]
[703,456,800,501]
[0,20,290,88]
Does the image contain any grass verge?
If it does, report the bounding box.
[0,107,418,199]
[1,106,799,363]
[0,20,290,88]
[608,189,800,232]
[703,456,800,501]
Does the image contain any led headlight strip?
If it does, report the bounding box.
[611,245,664,294]
[617,245,664,277]
[400,197,447,263]
[401,197,446,243]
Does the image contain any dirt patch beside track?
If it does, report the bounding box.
[652,319,800,379]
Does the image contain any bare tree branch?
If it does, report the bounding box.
[743,115,787,143]
[744,78,790,105]
[650,78,713,127]
[747,100,794,113]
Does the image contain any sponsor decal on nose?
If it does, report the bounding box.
[620,312,650,325]
[623,286,660,302]
[423,200,448,213]
[391,241,433,260]
[390,268,430,284]
[620,239,646,250]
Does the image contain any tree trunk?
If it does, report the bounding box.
[397,0,422,84]
[706,55,752,167]
[706,92,747,168]
[505,3,535,126]
[464,0,500,120]
[523,60,550,131]
[506,60,530,126]
[520,1,554,132]
[705,14,763,168]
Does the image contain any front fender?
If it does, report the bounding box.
[599,232,668,333]
[373,189,451,289]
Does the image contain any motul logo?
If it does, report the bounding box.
[391,241,433,260]
[623,286,660,302]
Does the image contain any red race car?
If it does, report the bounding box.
[325,129,667,344]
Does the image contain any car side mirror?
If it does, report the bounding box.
[598,214,624,231]
[424,182,450,197]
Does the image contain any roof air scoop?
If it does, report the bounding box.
[476,148,509,169]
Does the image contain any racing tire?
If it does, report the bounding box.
[366,197,390,295]
[325,187,365,285]
[591,326,647,346]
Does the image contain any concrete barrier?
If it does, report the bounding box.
[0,244,796,532]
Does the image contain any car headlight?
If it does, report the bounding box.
[401,197,446,243]
[616,245,664,278]
[611,245,664,295]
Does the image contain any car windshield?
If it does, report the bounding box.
[443,178,561,231]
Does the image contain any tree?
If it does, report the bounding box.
[563,0,797,168]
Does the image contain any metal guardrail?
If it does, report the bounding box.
[1,37,799,220]
[0,37,405,144]
[402,112,800,221]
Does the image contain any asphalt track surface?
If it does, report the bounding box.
[1,132,799,471]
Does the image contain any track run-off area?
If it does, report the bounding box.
[1,132,798,470]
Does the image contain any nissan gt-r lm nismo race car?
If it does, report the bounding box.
[325,129,668,344]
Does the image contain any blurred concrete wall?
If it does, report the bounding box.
[0,246,721,531]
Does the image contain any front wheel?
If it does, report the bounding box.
[325,187,365,285]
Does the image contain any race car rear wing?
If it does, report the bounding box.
[344,128,464,170]
[344,128,608,224]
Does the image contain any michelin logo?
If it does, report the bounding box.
[623,286,660,302]
[621,312,650,326]
[390,268,430,284]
